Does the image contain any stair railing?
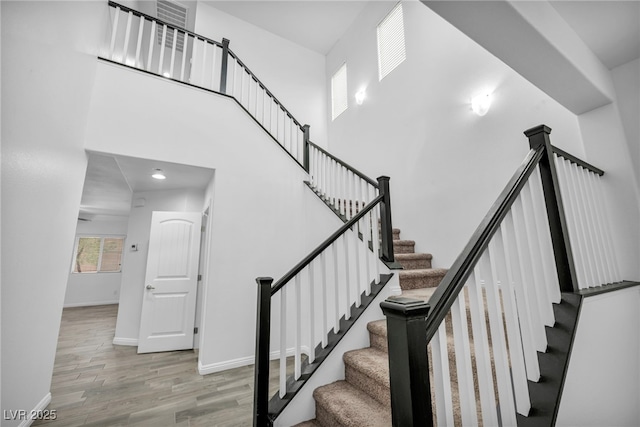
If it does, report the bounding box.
[382,125,625,427]
[102,1,308,168]
[254,176,396,426]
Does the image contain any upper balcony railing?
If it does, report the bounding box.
[102,1,307,168]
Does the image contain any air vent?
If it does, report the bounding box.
[156,0,188,51]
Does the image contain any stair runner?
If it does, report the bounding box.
[295,228,449,427]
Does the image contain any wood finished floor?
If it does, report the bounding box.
[34,304,290,426]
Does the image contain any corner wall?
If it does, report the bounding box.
[1,1,105,424]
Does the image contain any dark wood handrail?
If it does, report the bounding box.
[425,145,545,341]
[270,193,384,295]
[551,145,604,176]
[108,1,223,48]
[227,50,304,130]
[308,142,379,188]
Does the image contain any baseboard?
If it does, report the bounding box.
[63,300,119,308]
[16,392,51,427]
[198,346,311,376]
[113,337,138,346]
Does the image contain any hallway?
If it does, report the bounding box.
[33,305,281,426]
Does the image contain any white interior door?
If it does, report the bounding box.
[138,211,202,353]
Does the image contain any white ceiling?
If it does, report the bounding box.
[79,152,214,220]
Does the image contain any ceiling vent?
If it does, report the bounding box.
[156,0,188,51]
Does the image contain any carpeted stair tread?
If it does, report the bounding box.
[313,380,392,427]
[399,268,448,290]
[367,319,388,352]
[343,348,390,405]
[395,252,433,269]
[392,239,415,254]
[401,286,438,302]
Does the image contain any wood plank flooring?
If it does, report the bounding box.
[33,304,289,426]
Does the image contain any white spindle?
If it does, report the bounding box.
[569,161,598,287]
[200,41,208,87]
[577,166,605,285]
[169,28,178,78]
[179,34,188,81]
[588,171,617,283]
[520,181,555,325]
[147,21,156,72]
[279,287,287,398]
[158,25,167,74]
[481,251,517,426]
[320,252,328,347]
[584,171,612,284]
[431,322,454,426]
[343,233,352,315]
[308,262,316,362]
[294,275,301,380]
[352,224,362,298]
[450,292,478,426]
[491,231,534,414]
[109,7,120,60]
[370,185,381,281]
[333,243,341,333]
[504,209,547,361]
[467,270,499,427]
[122,11,133,61]
[134,16,144,68]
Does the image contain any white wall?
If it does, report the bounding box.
[1,1,105,424]
[326,1,584,267]
[194,2,328,147]
[557,287,640,426]
[611,58,640,198]
[113,188,205,345]
[64,218,129,307]
[84,62,341,372]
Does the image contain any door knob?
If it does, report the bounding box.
[146,285,155,290]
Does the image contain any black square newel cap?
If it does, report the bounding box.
[380,296,430,318]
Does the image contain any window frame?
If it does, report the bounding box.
[331,63,349,120]
[376,2,406,81]
[71,234,126,274]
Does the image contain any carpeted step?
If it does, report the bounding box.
[399,268,448,290]
[367,319,388,353]
[393,239,415,254]
[395,252,432,269]
[313,380,392,427]
[343,347,390,406]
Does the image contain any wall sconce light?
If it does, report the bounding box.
[471,92,492,116]
[151,169,166,180]
[355,89,366,105]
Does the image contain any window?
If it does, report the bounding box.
[331,63,348,120]
[73,236,125,273]
[377,3,406,81]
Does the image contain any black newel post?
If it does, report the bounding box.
[524,125,578,293]
[381,297,433,427]
[378,176,395,262]
[219,38,230,94]
[302,124,311,172]
[253,277,273,427]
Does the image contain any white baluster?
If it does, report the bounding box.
[294,275,301,380]
[577,166,606,285]
[169,28,178,78]
[179,33,188,81]
[134,16,144,68]
[491,231,533,415]
[583,171,611,285]
[467,270,499,426]
[431,322,454,426]
[569,161,598,287]
[210,43,218,90]
[333,243,341,333]
[109,7,120,60]
[450,291,478,426]
[320,252,328,347]
[122,11,133,62]
[520,181,555,325]
[352,224,362,298]
[482,249,519,425]
[158,25,167,74]
[588,172,617,283]
[370,185,381,281]
[308,262,316,362]
[500,212,546,382]
[279,288,287,398]
[343,233,352,315]
[147,21,156,72]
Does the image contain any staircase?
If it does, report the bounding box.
[295,228,447,426]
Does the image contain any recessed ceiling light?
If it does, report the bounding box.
[152,169,166,180]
